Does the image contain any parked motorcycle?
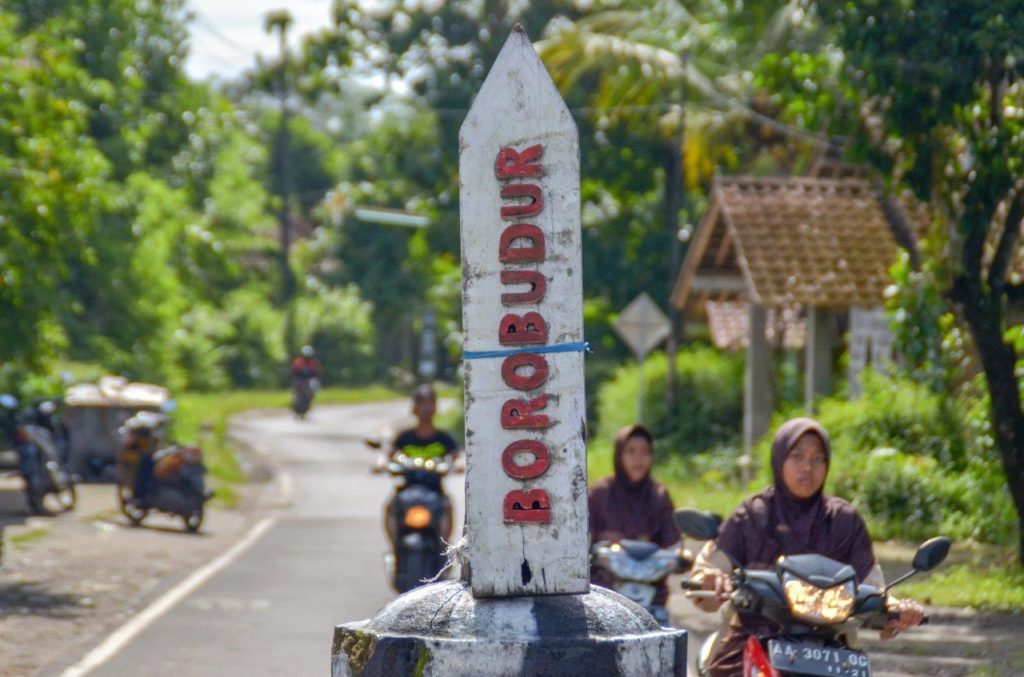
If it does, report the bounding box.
[591,539,695,625]
[117,411,210,532]
[2,394,76,514]
[674,508,950,677]
[1,393,19,455]
[369,439,453,593]
[21,398,70,465]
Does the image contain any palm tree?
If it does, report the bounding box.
[538,0,814,399]
[538,0,815,185]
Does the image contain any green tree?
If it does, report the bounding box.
[0,11,111,366]
[8,0,201,179]
[773,2,1024,564]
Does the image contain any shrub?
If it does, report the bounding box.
[292,285,377,385]
[593,347,744,460]
[172,290,286,390]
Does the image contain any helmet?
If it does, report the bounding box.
[301,345,315,358]
[412,384,436,402]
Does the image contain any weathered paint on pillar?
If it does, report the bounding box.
[805,307,834,409]
[743,303,773,453]
[459,26,588,597]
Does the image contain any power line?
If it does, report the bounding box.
[189,9,252,57]
[425,99,832,145]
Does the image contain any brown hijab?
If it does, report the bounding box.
[587,424,680,548]
[715,417,876,581]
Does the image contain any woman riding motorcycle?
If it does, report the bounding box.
[588,424,681,608]
[690,417,924,676]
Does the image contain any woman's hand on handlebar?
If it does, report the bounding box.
[697,569,733,611]
[881,598,925,639]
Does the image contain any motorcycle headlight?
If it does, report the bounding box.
[404,506,432,529]
[782,573,855,624]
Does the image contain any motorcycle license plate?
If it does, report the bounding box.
[618,582,656,607]
[767,639,870,677]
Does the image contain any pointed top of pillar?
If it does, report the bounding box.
[460,25,575,148]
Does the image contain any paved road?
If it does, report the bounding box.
[85,401,465,677]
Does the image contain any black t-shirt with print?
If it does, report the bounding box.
[393,429,458,460]
[391,428,458,493]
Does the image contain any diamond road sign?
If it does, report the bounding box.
[613,292,672,359]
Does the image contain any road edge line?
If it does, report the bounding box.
[61,516,276,677]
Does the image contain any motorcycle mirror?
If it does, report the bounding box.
[0,394,19,409]
[885,536,952,593]
[673,508,722,541]
[911,536,951,572]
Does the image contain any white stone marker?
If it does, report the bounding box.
[459,26,589,598]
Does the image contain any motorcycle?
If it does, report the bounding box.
[21,398,70,465]
[674,508,950,677]
[591,539,694,625]
[117,411,211,532]
[1,394,76,514]
[369,438,454,593]
[291,374,319,420]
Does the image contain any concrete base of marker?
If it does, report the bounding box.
[332,581,686,676]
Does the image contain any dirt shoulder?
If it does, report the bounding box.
[0,438,281,677]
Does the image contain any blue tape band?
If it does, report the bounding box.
[463,341,590,360]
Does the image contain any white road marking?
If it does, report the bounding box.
[61,516,276,677]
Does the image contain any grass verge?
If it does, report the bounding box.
[172,386,404,506]
[8,526,50,546]
[900,553,1024,611]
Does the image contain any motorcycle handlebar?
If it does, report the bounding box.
[885,609,929,626]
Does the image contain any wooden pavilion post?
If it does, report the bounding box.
[743,304,774,476]
[805,307,834,409]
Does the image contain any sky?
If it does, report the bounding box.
[185,0,336,80]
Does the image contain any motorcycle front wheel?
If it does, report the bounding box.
[25,483,44,515]
[118,486,148,526]
[183,505,203,533]
[394,549,430,593]
[54,482,76,512]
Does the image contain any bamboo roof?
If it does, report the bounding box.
[672,176,908,312]
[705,300,806,350]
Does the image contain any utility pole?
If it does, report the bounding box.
[665,50,688,406]
[265,10,295,307]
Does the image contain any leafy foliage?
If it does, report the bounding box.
[819,0,1024,561]
[594,347,744,459]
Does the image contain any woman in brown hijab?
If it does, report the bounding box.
[588,423,681,605]
[692,417,925,676]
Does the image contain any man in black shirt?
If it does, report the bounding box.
[384,384,459,543]
[392,385,458,464]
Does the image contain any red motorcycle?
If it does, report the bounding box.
[675,509,949,677]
